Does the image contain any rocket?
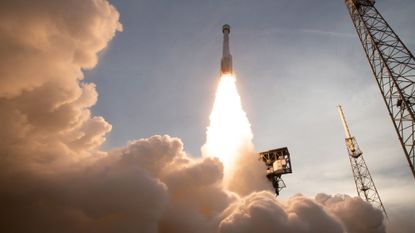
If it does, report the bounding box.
[220,24,233,75]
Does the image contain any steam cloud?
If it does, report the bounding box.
[0,0,410,232]
[0,0,121,174]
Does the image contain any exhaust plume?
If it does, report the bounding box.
[202,74,270,195]
[202,74,253,178]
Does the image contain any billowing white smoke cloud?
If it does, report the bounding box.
[0,0,406,232]
[1,134,387,233]
[316,193,386,233]
[219,192,344,233]
[0,132,388,233]
[0,0,120,174]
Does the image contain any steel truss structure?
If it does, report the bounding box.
[259,147,292,196]
[345,0,415,178]
[337,105,388,218]
[348,149,388,218]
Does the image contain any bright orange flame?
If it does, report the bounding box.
[202,74,253,183]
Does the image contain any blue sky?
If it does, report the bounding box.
[86,0,415,208]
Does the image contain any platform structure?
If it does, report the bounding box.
[259,147,292,196]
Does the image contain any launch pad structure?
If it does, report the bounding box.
[259,147,292,196]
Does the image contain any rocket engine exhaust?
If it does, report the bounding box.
[221,24,233,75]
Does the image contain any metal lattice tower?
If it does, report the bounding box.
[337,105,388,218]
[345,0,415,179]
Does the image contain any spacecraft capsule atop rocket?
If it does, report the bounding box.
[221,24,233,75]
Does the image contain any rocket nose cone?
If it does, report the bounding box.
[222,24,230,34]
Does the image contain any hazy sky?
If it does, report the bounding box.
[87,0,415,210]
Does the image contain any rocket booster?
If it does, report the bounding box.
[221,24,233,75]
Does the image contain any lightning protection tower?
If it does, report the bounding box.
[337,105,387,218]
[259,147,292,196]
[345,0,415,179]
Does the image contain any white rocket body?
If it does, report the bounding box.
[221,24,233,75]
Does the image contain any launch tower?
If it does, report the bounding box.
[337,105,387,218]
[345,0,415,179]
